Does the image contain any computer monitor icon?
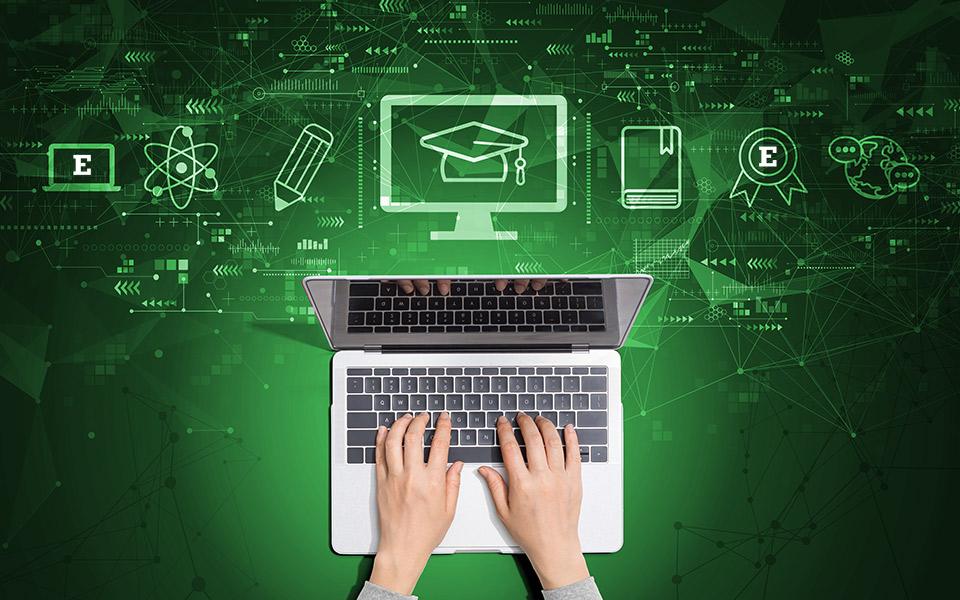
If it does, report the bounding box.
[43,144,121,192]
[379,94,568,241]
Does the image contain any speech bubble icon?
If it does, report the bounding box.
[890,162,920,190]
[828,136,861,164]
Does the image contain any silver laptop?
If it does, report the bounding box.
[303,274,653,554]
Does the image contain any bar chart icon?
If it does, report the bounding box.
[585,29,612,44]
[296,238,328,251]
[274,123,334,212]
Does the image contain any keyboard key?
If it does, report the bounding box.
[561,311,578,324]
[482,394,499,410]
[536,394,553,410]
[562,377,580,392]
[473,377,490,392]
[347,368,373,376]
[541,411,558,425]
[401,377,417,393]
[501,394,518,410]
[491,376,508,392]
[347,395,372,411]
[587,296,604,309]
[348,313,365,325]
[479,429,495,445]
[469,412,485,428]
[452,412,468,428]
[555,393,572,410]
[575,429,607,445]
[364,378,382,393]
[455,377,472,392]
[347,448,364,463]
[437,377,454,393]
[461,429,477,445]
[545,376,562,392]
[411,395,427,411]
[590,366,607,374]
[446,394,464,410]
[577,411,607,427]
[579,310,605,324]
[591,447,608,462]
[418,377,436,393]
[350,283,380,296]
[518,394,536,410]
[590,394,608,409]
[569,296,586,310]
[392,395,409,411]
[573,394,590,410]
[374,395,391,411]
[349,298,375,312]
[383,377,399,393]
[509,377,526,392]
[347,377,363,393]
[377,413,397,428]
[426,447,502,463]
[486,412,504,427]
[464,394,481,410]
[347,413,377,428]
[428,395,444,411]
[528,376,544,392]
[365,312,383,325]
[580,447,590,463]
[573,281,602,295]
[581,376,607,392]
[558,411,575,427]
[347,430,378,446]
[365,448,376,463]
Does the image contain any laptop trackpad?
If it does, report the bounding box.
[438,465,517,552]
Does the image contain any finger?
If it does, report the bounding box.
[374,425,388,480]
[564,424,582,476]
[398,279,415,295]
[536,416,565,470]
[530,279,547,291]
[496,415,527,474]
[445,461,464,514]
[477,466,509,519]
[386,413,413,474]
[404,412,430,467]
[495,279,508,291]
[414,279,431,295]
[513,279,530,294]
[428,411,453,470]
[436,279,451,295]
[517,412,546,470]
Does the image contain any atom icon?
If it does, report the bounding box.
[143,125,219,210]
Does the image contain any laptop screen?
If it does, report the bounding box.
[49,146,112,184]
[303,275,653,351]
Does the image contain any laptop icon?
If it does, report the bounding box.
[303,274,653,554]
[43,144,122,192]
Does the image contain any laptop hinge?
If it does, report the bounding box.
[362,344,382,353]
[571,343,590,353]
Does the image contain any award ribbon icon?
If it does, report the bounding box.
[730,127,806,208]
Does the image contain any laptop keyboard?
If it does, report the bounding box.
[346,280,606,334]
[344,365,609,465]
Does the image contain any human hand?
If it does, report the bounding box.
[396,279,548,295]
[478,413,589,590]
[369,412,464,595]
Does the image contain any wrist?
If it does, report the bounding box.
[528,547,590,590]
[370,546,429,595]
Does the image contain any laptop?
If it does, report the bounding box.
[303,274,653,554]
[43,143,122,192]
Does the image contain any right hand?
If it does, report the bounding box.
[478,413,590,590]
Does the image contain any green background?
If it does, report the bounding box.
[2,0,959,598]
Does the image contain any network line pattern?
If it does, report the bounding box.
[1,1,959,599]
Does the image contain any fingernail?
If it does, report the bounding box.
[517,411,526,418]
[565,424,573,430]
[441,411,450,419]
[497,415,507,424]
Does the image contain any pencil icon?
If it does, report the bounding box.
[274,123,333,211]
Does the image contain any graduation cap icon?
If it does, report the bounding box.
[420,121,529,186]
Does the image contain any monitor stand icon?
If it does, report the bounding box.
[379,94,568,241]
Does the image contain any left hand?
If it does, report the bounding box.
[369,412,464,595]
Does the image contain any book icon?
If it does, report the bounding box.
[619,125,682,209]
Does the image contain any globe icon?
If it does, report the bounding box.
[828,135,919,200]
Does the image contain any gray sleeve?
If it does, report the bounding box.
[356,581,417,600]
[542,576,603,600]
